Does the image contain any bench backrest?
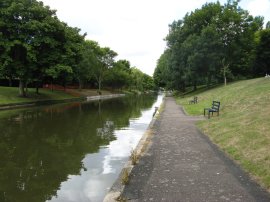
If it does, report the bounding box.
[212,101,220,110]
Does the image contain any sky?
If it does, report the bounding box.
[40,0,270,76]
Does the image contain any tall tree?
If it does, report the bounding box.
[92,47,117,94]
[266,21,270,29]
[156,0,263,90]
[75,40,96,90]
[0,0,85,95]
[154,50,170,88]
[254,28,270,76]
[104,59,131,89]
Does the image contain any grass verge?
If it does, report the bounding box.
[0,86,77,105]
[176,78,270,191]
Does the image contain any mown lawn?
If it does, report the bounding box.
[0,86,76,105]
[176,78,270,191]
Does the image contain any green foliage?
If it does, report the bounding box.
[0,0,152,95]
[0,86,75,104]
[155,1,265,91]
[254,29,270,76]
[104,60,131,89]
[75,40,97,88]
[153,50,170,88]
[266,21,270,29]
[0,0,85,96]
[130,67,154,92]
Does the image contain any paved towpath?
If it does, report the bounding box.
[122,97,270,202]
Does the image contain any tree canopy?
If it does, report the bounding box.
[154,0,268,91]
[0,0,155,96]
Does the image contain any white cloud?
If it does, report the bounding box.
[40,0,270,76]
[245,0,270,17]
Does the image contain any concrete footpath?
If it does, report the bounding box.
[121,97,270,202]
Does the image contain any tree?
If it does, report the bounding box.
[104,60,131,89]
[60,26,85,88]
[153,50,170,88]
[214,1,263,84]
[254,28,270,76]
[155,0,263,90]
[75,40,95,90]
[92,47,117,94]
[0,0,57,96]
[266,21,270,29]
[0,0,85,95]
[129,67,154,92]
[142,73,155,91]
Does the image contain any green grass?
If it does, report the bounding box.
[0,86,76,105]
[176,78,270,191]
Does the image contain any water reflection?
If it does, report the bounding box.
[0,94,163,202]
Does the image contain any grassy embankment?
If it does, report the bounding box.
[0,86,119,105]
[0,86,77,105]
[176,78,270,191]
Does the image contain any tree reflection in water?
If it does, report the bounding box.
[0,95,158,202]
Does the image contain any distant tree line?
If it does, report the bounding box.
[0,0,154,96]
[154,0,270,91]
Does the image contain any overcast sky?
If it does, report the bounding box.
[40,0,270,76]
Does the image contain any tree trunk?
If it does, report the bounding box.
[224,67,227,86]
[51,80,53,91]
[8,77,12,87]
[36,81,39,94]
[207,74,212,88]
[19,79,26,97]
[222,59,228,86]
[78,79,83,91]
[193,79,197,91]
[98,77,102,95]
[181,82,186,92]
[25,82,28,95]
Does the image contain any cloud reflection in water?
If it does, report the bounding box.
[48,95,163,202]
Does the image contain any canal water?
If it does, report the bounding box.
[0,94,163,202]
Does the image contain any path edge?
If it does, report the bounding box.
[103,97,165,202]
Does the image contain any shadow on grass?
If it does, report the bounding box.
[175,83,222,98]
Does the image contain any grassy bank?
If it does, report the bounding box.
[176,78,270,191]
[0,86,125,106]
[0,87,77,105]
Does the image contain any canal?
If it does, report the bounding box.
[0,94,163,202]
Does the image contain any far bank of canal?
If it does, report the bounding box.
[0,94,163,202]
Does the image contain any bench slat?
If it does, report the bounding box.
[204,101,220,119]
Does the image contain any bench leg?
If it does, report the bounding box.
[208,111,210,119]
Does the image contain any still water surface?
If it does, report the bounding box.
[0,94,163,202]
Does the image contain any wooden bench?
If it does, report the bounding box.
[189,96,198,104]
[204,101,220,119]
